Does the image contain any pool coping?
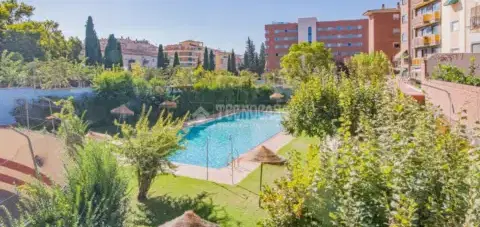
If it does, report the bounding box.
[172,111,293,185]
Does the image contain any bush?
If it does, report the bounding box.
[432,64,480,86]
[92,71,135,103]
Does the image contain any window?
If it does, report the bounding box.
[337,26,343,30]
[401,33,407,42]
[402,15,407,24]
[402,0,407,5]
[393,14,400,20]
[471,6,480,30]
[451,20,459,32]
[472,43,480,53]
[357,25,363,29]
[393,42,400,48]
[393,28,400,34]
[275,53,279,56]
[308,26,312,43]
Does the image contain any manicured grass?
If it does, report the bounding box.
[129,136,318,227]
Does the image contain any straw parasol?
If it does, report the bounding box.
[160,100,177,109]
[269,92,284,100]
[159,210,219,227]
[110,104,134,116]
[245,145,286,206]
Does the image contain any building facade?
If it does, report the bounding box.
[164,40,204,68]
[100,38,158,69]
[400,0,480,77]
[363,5,401,61]
[265,18,369,71]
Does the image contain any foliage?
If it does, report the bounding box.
[92,70,135,103]
[346,51,391,83]
[0,50,25,87]
[117,107,187,200]
[280,42,333,84]
[1,141,129,227]
[157,44,166,69]
[173,51,180,67]
[209,49,215,71]
[84,16,102,65]
[203,47,209,70]
[230,49,237,75]
[54,97,88,156]
[243,37,256,72]
[103,34,123,69]
[432,64,480,87]
[258,42,266,75]
[0,29,44,61]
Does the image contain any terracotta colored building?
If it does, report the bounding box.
[265,18,368,71]
[364,4,401,62]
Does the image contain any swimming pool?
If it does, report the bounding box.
[169,111,283,168]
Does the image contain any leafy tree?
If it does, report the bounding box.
[281,42,333,84]
[173,51,180,67]
[54,97,88,156]
[157,44,165,69]
[92,70,135,103]
[103,34,122,68]
[346,51,391,83]
[203,47,209,70]
[0,29,44,61]
[258,42,266,75]
[209,49,215,71]
[66,36,82,62]
[84,16,102,65]
[0,0,34,26]
[117,107,187,200]
[0,50,25,87]
[1,140,130,227]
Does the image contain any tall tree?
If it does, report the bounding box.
[227,54,232,72]
[258,42,266,75]
[84,16,102,65]
[243,37,256,72]
[173,51,180,67]
[103,34,122,69]
[231,50,237,75]
[203,47,209,70]
[164,52,170,67]
[116,41,124,67]
[157,44,165,69]
[209,50,215,71]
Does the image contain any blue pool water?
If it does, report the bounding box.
[169,111,283,168]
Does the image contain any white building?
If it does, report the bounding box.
[442,0,480,53]
[100,37,158,69]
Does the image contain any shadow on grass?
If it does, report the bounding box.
[133,191,241,227]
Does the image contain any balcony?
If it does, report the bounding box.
[434,11,441,21]
[414,34,441,47]
[412,58,424,66]
[423,14,432,23]
[431,34,441,45]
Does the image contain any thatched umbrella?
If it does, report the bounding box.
[245,145,286,206]
[159,210,219,227]
[160,100,177,109]
[110,104,134,123]
[269,92,284,100]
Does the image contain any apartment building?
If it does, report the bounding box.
[400,0,480,76]
[265,18,368,71]
[99,37,158,69]
[164,40,204,68]
[364,5,401,61]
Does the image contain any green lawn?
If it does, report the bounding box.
[129,136,318,227]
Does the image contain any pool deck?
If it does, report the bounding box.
[172,131,294,185]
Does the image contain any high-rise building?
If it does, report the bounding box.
[399,0,480,77]
[265,18,368,71]
[363,4,401,61]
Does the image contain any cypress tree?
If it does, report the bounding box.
[203,48,209,70]
[85,16,102,65]
[259,43,266,75]
[231,49,237,75]
[164,53,170,67]
[157,44,165,68]
[173,52,180,67]
[116,41,124,67]
[209,50,215,71]
[227,54,232,72]
[196,57,202,69]
[243,37,256,71]
[103,34,120,69]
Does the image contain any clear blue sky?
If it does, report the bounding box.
[25,0,399,53]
